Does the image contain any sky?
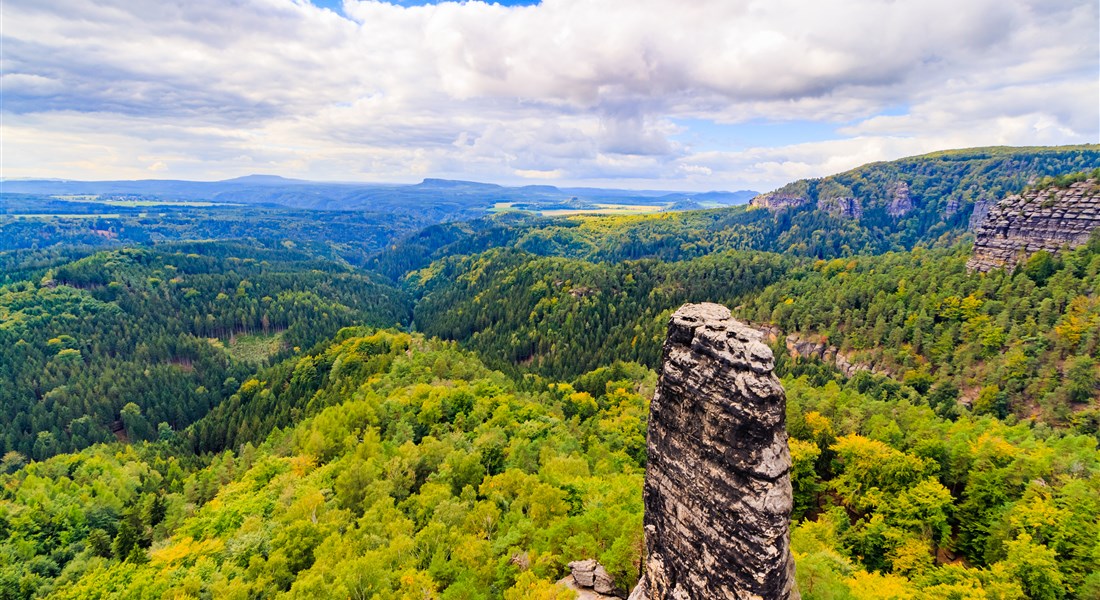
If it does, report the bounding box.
[2,0,1097,192]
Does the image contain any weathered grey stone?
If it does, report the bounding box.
[594,566,616,595]
[559,572,624,600]
[750,192,810,211]
[968,198,995,230]
[783,333,889,379]
[967,180,1100,272]
[945,196,961,217]
[571,559,599,588]
[569,559,623,598]
[888,182,913,217]
[817,196,862,219]
[632,303,799,600]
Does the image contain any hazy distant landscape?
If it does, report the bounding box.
[1,176,756,213]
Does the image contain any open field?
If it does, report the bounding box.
[224,331,286,364]
[2,213,123,219]
[491,201,670,216]
[52,195,229,207]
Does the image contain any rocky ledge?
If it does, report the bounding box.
[749,191,809,211]
[967,179,1100,272]
[630,303,799,600]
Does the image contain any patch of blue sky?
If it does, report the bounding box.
[671,105,910,151]
[310,0,539,14]
[308,0,344,14]
[877,105,909,117]
[670,118,839,151]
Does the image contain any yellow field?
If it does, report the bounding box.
[51,195,226,207]
[490,202,669,216]
[2,213,123,219]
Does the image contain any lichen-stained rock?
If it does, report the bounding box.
[633,303,799,600]
[967,179,1100,272]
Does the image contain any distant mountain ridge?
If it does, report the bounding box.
[742,145,1100,255]
[218,174,312,185]
[1,175,757,214]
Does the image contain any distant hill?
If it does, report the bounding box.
[367,145,1100,279]
[1,176,754,216]
[218,174,311,185]
[413,178,504,190]
[752,144,1100,220]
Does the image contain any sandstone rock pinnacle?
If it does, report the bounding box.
[631,303,799,600]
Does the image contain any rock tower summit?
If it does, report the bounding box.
[631,303,799,600]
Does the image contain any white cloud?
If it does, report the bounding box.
[1,0,1096,190]
[514,168,565,179]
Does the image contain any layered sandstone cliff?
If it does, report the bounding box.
[750,180,915,220]
[967,179,1100,272]
[631,303,799,600]
[750,191,809,211]
[816,196,862,219]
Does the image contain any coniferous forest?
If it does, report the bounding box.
[1,147,1099,600]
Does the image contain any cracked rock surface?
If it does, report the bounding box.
[632,303,799,600]
[967,179,1100,272]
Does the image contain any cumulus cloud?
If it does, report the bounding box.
[1,0,1096,189]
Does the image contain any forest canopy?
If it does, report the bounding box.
[1,148,1098,600]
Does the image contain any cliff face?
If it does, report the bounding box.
[967,198,995,231]
[632,303,798,600]
[967,179,1100,272]
[750,181,908,221]
[887,182,913,217]
[750,191,809,211]
[816,196,862,219]
[784,333,893,379]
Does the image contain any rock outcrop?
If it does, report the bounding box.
[967,198,995,231]
[568,560,620,597]
[784,334,891,378]
[967,179,1100,272]
[631,303,799,600]
[816,196,862,219]
[887,182,913,217]
[750,191,864,220]
[750,191,809,211]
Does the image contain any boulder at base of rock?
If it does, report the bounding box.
[568,559,621,597]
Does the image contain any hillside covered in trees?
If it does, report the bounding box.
[369,146,1100,276]
[2,330,1096,599]
[409,233,1100,429]
[1,147,1098,600]
[0,243,410,459]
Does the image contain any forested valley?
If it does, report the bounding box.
[1,146,1099,599]
[0,242,409,458]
